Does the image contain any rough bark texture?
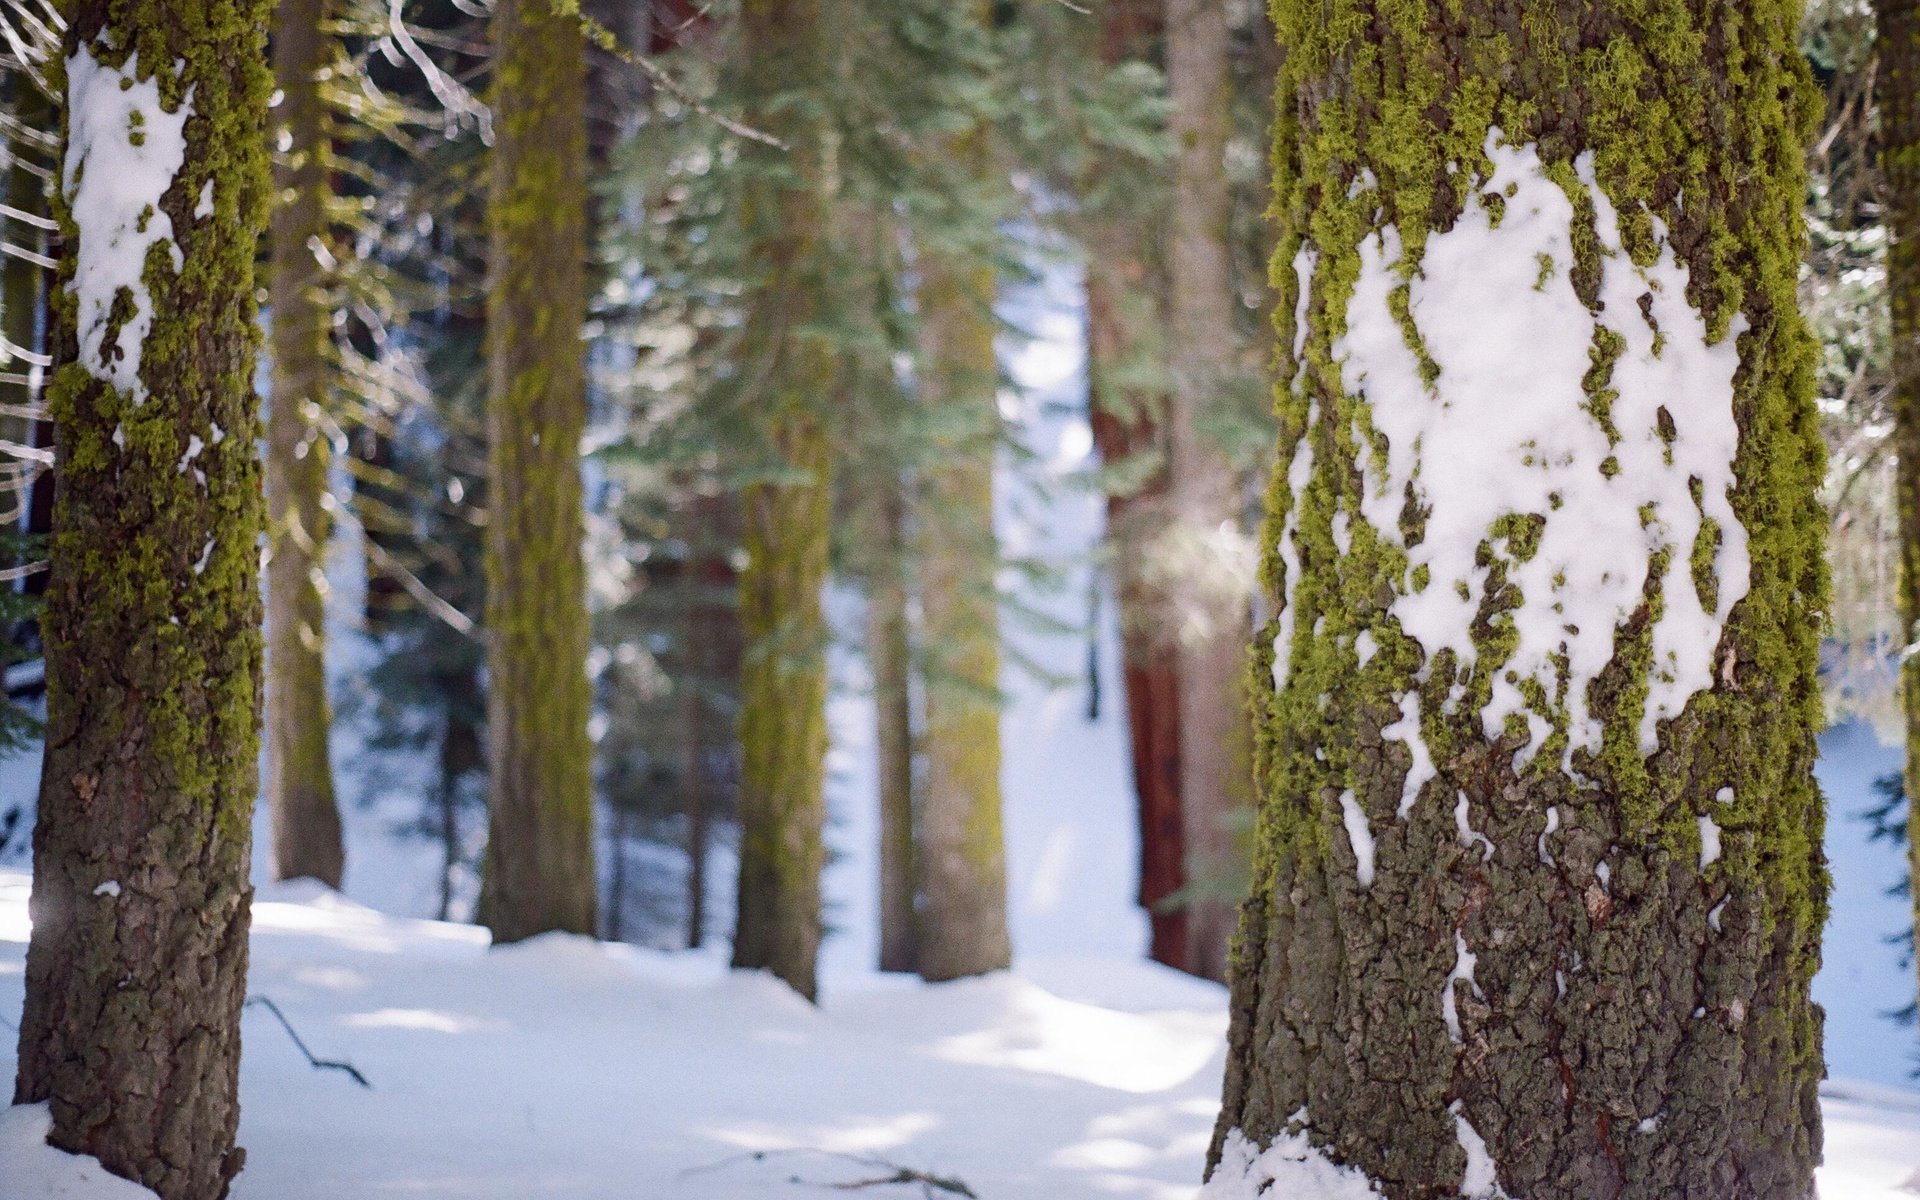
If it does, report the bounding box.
[870,472,919,973]
[265,0,345,889]
[731,0,833,1002]
[913,30,1012,980]
[1164,0,1248,985]
[1881,0,1920,1018]
[1212,3,1828,1198]
[480,0,597,943]
[14,3,272,1197]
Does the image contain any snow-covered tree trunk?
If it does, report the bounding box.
[1164,0,1250,984]
[913,0,1011,980]
[265,0,345,889]
[480,0,598,942]
[731,0,833,1001]
[1880,0,1920,1018]
[1211,3,1828,1197]
[14,2,273,1195]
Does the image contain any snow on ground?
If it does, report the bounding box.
[2,257,1918,1199]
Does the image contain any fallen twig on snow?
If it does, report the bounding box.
[680,1148,978,1198]
[245,995,372,1089]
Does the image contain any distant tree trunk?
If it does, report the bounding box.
[480,0,597,943]
[680,670,708,949]
[15,5,273,1197]
[731,0,834,1002]
[870,471,918,972]
[1086,0,1187,972]
[913,12,1012,980]
[1211,4,1827,1197]
[1881,0,1920,1020]
[436,706,481,922]
[1164,0,1247,985]
[266,0,346,889]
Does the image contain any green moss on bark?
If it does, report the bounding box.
[15,4,273,1197]
[1218,2,1828,1196]
[479,0,598,943]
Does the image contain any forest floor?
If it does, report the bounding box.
[2,868,1919,1199]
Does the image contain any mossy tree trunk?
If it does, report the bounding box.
[14,3,273,1197]
[1211,3,1828,1197]
[1880,0,1920,1019]
[730,0,834,1002]
[1164,0,1247,985]
[265,0,345,889]
[913,5,1011,980]
[480,0,597,943]
[869,469,918,973]
[1085,0,1189,974]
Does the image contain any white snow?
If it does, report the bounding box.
[1442,930,1482,1045]
[1333,133,1749,774]
[195,179,214,219]
[1453,791,1494,861]
[1451,1103,1504,1198]
[0,1103,161,1198]
[1271,401,1318,690]
[1537,806,1560,867]
[91,880,120,898]
[63,47,194,405]
[1338,788,1376,888]
[1382,691,1436,818]
[1698,815,1722,869]
[1202,1128,1383,1199]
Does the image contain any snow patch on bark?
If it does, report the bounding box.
[1338,788,1375,887]
[1333,133,1749,777]
[64,47,194,405]
[1450,1103,1509,1198]
[1204,1128,1384,1199]
[1272,402,1318,689]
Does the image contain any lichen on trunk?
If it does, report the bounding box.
[480,0,598,943]
[1212,3,1829,1197]
[14,2,273,1196]
[265,0,345,889]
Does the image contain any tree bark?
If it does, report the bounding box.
[913,22,1012,979]
[1164,0,1248,986]
[870,470,918,973]
[265,0,345,889]
[730,0,834,1002]
[15,3,273,1196]
[480,0,598,942]
[1084,0,1189,976]
[1212,3,1828,1197]
[1880,0,1920,1021]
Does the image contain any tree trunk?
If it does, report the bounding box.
[1164,0,1248,985]
[870,470,918,972]
[1084,0,1189,975]
[1881,0,1920,1021]
[731,0,834,1002]
[265,0,345,889]
[480,0,597,943]
[1211,4,1828,1198]
[913,49,1011,981]
[15,6,273,1196]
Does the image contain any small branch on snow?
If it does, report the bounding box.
[681,1149,977,1199]
[245,996,373,1089]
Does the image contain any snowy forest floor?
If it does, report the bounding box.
[4,268,1920,1198]
[2,871,1919,1199]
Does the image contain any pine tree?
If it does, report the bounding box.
[480,0,598,941]
[265,0,346,888]
[730,0,834,1001]
[1163,0,1250,983]
[912,0,1012,985]
[1881,0,1920,1019]
[13,1,272,1195]
[1211,3,1828,1196]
